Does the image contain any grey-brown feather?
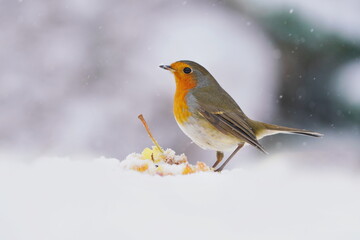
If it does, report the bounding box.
[192,86,267,154]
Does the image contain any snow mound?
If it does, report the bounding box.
[1,155,360,240]
[120,146,212,175]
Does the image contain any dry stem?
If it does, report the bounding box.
[138,114,164,153]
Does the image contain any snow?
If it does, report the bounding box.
[1,155,360,240]
[120,147,211,176]
[120,153,188,176]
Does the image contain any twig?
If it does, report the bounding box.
[138,114,164,153]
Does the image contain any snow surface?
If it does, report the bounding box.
[120,148,211,175]
[1,156,360,240]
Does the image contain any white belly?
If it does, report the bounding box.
[177,117,240,151]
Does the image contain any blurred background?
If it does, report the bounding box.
[1,0,359,170]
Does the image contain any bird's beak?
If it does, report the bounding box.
[159,65,175,72]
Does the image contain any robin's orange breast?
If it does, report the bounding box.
[173,89,192,124]
[173,74,197,125]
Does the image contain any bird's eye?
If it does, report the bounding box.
[183,67,192,74]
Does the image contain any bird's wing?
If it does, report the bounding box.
[193,87,267,154]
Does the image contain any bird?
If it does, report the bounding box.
[160,60,323,171]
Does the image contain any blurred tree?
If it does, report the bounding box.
[261,13,360,128]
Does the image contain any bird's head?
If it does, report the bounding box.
[160,60,218,90]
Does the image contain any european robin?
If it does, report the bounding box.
[160,60,323,171]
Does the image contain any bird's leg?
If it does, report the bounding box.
[212,151,224,168]
[215,143,245,172]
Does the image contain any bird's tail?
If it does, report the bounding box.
[252,121,323,139]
